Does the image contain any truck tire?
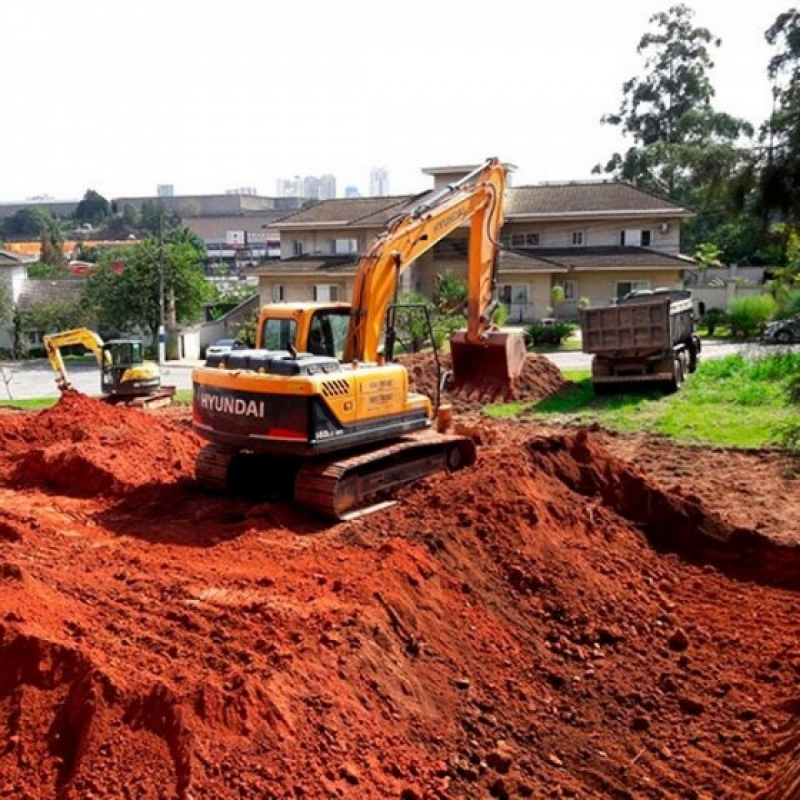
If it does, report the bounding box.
[668,356,684,393]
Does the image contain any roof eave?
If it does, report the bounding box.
[508,209,693,221]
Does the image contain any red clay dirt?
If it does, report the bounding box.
[0,391,798,799]
[397,352,567,412]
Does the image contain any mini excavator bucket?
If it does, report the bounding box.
[449,329,527,401]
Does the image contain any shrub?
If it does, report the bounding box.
[700,307,727,336]
[525,321,576,347]
[727,295,776,338]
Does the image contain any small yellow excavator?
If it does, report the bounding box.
[192,157,526,518]
[43,328,176,408]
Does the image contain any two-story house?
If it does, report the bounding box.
[250,163,694,321]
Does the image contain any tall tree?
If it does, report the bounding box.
[85,224,211,347]
[75,189,110,226]
[761,9,800,223]
[596,4,754,252]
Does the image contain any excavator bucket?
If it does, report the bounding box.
[448,329,527,401]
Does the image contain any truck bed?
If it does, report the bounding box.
[580,296,694,355]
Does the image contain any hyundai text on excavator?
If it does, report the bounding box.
[43,328,176,408]
[191,157,526,518]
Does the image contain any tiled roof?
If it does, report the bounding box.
[248,255,358,276]
[523,246,694,270]
[17,278,87,312]
[269,183,690,229]
[0,249,26,266]
[506,182,690,217]
[498,249,568,274]
[269,195,421,228]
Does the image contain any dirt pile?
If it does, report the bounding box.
[0,391,202,498]
[0,402,797,798]
[397,351,567,412]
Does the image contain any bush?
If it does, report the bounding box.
[775,288,800,320]
[525,321,576,347]
[727,295,776,339]
[700,307,727,336]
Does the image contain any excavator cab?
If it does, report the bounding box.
[100,340,160,397]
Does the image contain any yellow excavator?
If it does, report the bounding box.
[191,157,526,518]
[43,328,176,408]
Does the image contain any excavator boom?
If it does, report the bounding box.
[343,157,524,396]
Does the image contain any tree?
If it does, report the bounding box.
[0,207,54,239]
[75,190,110,226]
[760,10,800,223]
[0,277,12,330]
[596,4,753,252]
[85,223,212,346]
[20,296,94,338]
[39,226,67,269]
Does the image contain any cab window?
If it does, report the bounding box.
[260,318,297,351]
[310,310,350,360]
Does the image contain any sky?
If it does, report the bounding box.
[0,0,794,202]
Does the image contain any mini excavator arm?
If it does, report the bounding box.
[43,328,107,392]
[343,157,507,363]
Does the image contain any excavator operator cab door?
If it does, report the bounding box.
[308,310,349,360]
[101,340,143,392]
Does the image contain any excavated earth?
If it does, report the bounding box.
[0,366,798,799]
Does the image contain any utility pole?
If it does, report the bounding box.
[157,209,166,365]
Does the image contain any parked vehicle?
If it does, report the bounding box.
[762,315,800,344]
[205,338,246,358]
[579,290,701,392]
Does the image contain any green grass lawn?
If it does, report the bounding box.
[0,388,193,410]
[488,353,800,449]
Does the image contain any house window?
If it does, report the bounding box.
[620,229,652,247]
[571,231,585,246]
[331,238,357,254]
[271,284,285,302]
[312,284,339,302]
[292,240,304,256]
[509,232,540,248]
[563,280,578,302]
[501,284,529,305]
[615,280,650,299]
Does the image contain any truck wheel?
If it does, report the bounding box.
[668,357,684,392]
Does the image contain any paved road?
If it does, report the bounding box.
[0,360,197,402]
[1,340,798,401]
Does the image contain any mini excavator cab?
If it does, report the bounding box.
[100,339,157,396]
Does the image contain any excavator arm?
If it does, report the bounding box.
[344,157,505,362]
[43,328,106,392]
[343,157,525,394]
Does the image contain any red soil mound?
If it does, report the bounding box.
[398,351,567,412]
[0,402,797,798]
[0,392,202,497]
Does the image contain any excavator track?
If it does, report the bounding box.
[293,433,476,520]
[195,443,236,491]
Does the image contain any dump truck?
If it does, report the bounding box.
[579,290,701,392]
